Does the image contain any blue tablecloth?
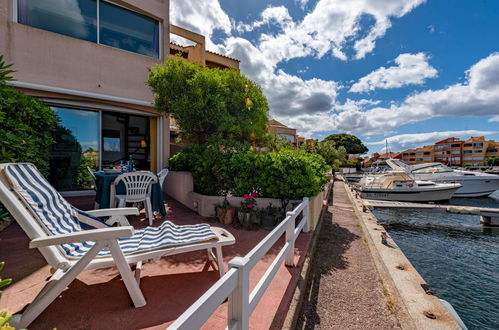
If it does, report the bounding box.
[94,172,166,217]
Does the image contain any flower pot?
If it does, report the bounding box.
[238,212,251,227]
[262,214,277,230]
[216,207,235,225]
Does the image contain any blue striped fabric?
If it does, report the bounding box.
[5,164,218,259]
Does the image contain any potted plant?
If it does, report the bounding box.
[238,192,257,228]
[261,203,282,230]
[214,197,235,225]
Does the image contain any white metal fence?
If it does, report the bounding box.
[168,197,310,330]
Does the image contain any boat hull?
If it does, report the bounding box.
[359,186,459,202]
[418,176,499,197]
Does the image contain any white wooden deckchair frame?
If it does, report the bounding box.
[0,163,235,329]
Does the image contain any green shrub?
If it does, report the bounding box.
[0,56,58,175]
[169,146,329,199]
[148,57,269,145]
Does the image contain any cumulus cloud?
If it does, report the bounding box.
[321,53,499,135]
[349,53,438,93]
[170,0,232,48]
[236,6,293,33]
[367,130,498,151]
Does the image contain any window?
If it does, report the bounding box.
[49,107,100,190]
[473,143,483,147]
[18,0,97,42]
[474,150,482,153]
[464,150,473,154]
[472,156,483,161]
[464,143,472,147]
[17,0,159,58]
[451,150,460,154]
[451,144,461,148]
[416,152,423,156]
[412,164,452,173]
[99,1,159,58]
[435,145,450,149]
[424,152,431,155]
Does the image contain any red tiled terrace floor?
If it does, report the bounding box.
[0,194,313,329]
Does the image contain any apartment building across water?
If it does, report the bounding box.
[401,136,499,166]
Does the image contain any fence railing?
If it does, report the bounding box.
[168,197,310,330]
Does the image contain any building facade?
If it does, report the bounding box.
[1,1,241,191]
[401,136,499,166]
[267,120,299,147]
[1,0,171,191]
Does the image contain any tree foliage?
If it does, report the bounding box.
[486,157,499,166]
[323,133,368,155]
[0,57,58,175]
[148,58,269,145]
[300,139,347,171]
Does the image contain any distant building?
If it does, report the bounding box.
[401,136,499,166]
[267,120,299,147]
[363,152,401,167]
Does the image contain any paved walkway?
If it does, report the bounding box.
[296,181,400,329]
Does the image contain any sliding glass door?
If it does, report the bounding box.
[49,107,100,190]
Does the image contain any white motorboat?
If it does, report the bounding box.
[386,159,499,197]
[356,172,461,202]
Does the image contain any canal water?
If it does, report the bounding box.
[373,191,499,330]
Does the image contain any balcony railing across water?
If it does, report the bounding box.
[168,197,310,330]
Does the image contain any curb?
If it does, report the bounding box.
[281,182,332,329]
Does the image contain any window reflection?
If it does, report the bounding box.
[49,107,100,190]
[18,0,97,42]
[99,1,159,57]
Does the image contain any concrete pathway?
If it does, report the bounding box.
[296,181,400,329]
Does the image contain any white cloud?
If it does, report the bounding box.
[295,0,310,10]
[318,52,499,135]
[367,130,498,151]
[236,6,293,33]
[349,53,438,93]
[489,116,499,122]
[170,0,232,48]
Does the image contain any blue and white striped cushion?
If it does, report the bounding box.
[5,163,218,259]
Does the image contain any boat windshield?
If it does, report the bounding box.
[412,164,453,174]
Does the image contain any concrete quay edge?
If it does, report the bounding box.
[342,178,461,330]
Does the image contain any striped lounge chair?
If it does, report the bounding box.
[0,163,235,329]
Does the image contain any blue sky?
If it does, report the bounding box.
[170,0,499,154]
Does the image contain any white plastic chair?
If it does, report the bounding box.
[157,168,169,190]
[0,163,236,329]
[110,171,157,225]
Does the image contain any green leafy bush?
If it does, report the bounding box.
[169,146,329,199]
[148,57,269,145]
[0,56,58,175]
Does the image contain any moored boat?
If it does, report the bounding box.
[356,172,461,202]
[386,159,499,197]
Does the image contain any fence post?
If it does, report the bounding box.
[228,256,250,330]
[285,211,295,267]
[302,197,310,233]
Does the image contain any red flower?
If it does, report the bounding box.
[247,204,254,208]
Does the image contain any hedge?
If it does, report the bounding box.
[169,146,329,200]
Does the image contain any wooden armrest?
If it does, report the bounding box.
[86,207,139,217]
[29,226,135,248]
